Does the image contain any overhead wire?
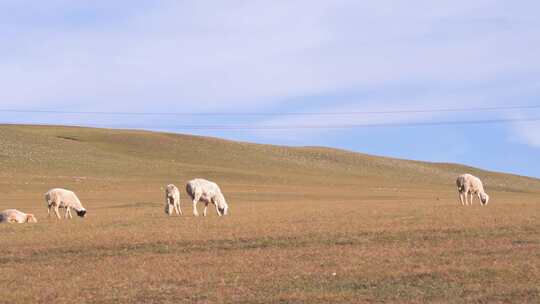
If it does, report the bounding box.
[0,104,539,117]
[1,105,538,130]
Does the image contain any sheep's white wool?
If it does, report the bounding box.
[0,209,37,223]
[44,188,87,219]
[165,184,182,216]
[456,174,490,206]
[186,178,229,217]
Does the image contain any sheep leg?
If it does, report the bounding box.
[203,202,209,217]
[192,197,200,217]
[67,207,73,219]
[458,192,465,206]
[175,203,182,215]
[165,197,173,216]
[170,197,177,215]
[54,206,61,220]
[469,193,474,205]
[215,204,222,216]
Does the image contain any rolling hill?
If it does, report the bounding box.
[0,124,539,194]
[1,124,540,303]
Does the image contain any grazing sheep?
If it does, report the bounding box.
[165,184,182,216]
[186,178,229,217]
[456,174,490,206]
[44,188,87,219]
[0,209,37,223]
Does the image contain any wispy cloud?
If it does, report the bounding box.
[512,122,540,148]
[1,1,539,109]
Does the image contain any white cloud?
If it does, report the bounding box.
[1,1,538,107]
[512,120,540,148]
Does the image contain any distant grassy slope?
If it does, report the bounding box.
[1,124,539,193]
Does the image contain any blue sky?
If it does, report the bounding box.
[0,1,539,177]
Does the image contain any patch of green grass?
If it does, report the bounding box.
[275,271,463,303]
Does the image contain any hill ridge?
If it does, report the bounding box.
[1,124,539,193]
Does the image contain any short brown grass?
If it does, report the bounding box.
[1,125,539,303]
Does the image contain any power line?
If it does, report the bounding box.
[154,117,540,130]
[2,118,538,131]
[0,104,539,117]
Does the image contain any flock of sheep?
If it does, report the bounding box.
[1,174,487,224]
[0,178,229,223]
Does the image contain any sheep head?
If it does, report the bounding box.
[26,214,37,223]
[165,204,172,215]
[480,193,489,205]
[218,204,229,216]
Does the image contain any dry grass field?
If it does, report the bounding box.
[1,124,539,303]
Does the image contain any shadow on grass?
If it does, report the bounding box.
[274,270,538,303]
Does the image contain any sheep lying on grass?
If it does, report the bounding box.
[165,184,182,216]
[186,178,229,217]
[456,174,490,206]
[44,188,87,219]
[0,209,37,223]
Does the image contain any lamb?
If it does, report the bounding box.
[0,209,37,223]
[186,178,229,217]
[165,184,182,216]
[44,188,87,219]
[456,174,490,206]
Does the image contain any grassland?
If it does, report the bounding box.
[1,124,539,303]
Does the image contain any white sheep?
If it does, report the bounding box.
[44,188,87,219]
[186,178,229,217]
[456,174,490,206]
[165,184,182,216]
[0,209,37,223]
